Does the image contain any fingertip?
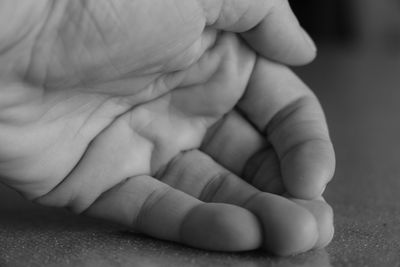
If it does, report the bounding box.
[180,203,262,251]
[293,199,335,249]
[284,27,317,66]
[285,179,327,200]
[283,140,336,199]
[311,207,334,250]
[245,193,318,256]
[268,208,318,256]
[242,26,317,66]
[239,4,318,66]
[300,27,318,63]
[198,0,318,66]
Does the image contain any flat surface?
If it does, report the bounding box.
[1,46,400,266]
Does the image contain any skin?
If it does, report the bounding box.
[0,0,335,256]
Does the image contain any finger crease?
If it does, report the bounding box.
[265,96,310,137]
[135,186,171,230]
[280,138,332,164]
[199,172,230,202]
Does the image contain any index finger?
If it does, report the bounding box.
[196,0,316,65]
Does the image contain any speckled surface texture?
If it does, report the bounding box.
[1,47,400,266]
[0,208,331,267]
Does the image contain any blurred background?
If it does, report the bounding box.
[291,0,400,49]
[291,0,356,44]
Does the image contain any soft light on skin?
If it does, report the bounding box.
[180,203,262,251]
[244,193,318,256]
[0,0,334,255]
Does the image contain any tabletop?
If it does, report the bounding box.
[1,45,400,267]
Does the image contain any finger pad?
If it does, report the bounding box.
[283,141,335,199]
[180,203,262,251]
[245,194,318,256]
[293,199,335,249]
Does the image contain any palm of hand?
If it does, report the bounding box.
[0,0,334,255]
[1,1,251,200]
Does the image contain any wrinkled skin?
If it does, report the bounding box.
[0,0,335,255]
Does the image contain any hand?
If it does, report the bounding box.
[0,0,334,256]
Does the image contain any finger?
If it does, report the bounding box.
[197,0,316,65]
[201,110,285,194]
[292,197,334,249]
[84,175,262,251]
[160,150,333,255]
[238,58,335,199]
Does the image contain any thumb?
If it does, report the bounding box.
[197,0,316,65]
